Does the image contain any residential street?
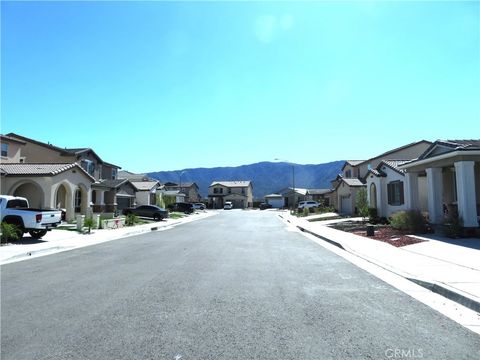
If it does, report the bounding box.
[1,210,479,359]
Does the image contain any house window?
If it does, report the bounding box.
[228,188,231,194]
[112,168,117,180]
[75,189,82,213]
[241,188,245,195]
[214,187,223,194]
[1,143,8,157]
[345,170,352,178]
[387,181,404,206]
[82,160,95,176]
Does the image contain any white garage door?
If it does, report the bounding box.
[340,195,352,215]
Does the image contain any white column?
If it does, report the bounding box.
[454,161,478,227]
[426,167,443,224]
[405,172,419,210]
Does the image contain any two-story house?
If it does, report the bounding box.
[208,181,253,209]
[332,141,432,215]
[2,133,125,219]
[162,182,201,203]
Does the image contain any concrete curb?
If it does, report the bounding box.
[280,214,480,314]
[1,213,216,265]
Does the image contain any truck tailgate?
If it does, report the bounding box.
[40,211,62,225]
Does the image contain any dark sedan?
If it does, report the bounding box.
[122,205,169,221]
[167,202,194,214]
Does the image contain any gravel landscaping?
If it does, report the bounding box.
[329,221,426,247]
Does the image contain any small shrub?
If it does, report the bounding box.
[302,207,310,217]
[368,208,379,224]
[355,188,369,221]
[443,216,464,238]
[390,210,427,233]
[1,222,20,243]
[83,217,95,234]
[125,213,139,226]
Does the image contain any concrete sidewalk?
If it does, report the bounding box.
[0,211,218,265]
[281,212,480,313]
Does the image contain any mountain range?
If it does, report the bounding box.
[147,161,344,199]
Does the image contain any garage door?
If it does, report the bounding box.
[340,195,352,215]
[232,200,245,209]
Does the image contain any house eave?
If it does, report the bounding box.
[400,150,480,171]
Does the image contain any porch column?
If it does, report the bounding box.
[405,172,419,210]
[426,167,443,224]
[454,161,478,227]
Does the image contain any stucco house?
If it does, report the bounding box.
[4,133,123,215]
[162,182,201,203]
[130,180,160,206]
[366,160,428,218]
[208,181,253,209]
[330,141,432,215]
[400,140,480,228]
[0,163,95,221]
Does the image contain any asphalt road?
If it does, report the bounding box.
[1,210,479,359]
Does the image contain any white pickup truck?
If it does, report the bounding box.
[0,195,62,239]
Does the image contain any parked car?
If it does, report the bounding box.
[192,203,206,210]
[122,205,169,221]
[224,201,233,210]
[298,201,320,210]
[0,195,62,239]
[167,202,194,214]
[259,203,272,210]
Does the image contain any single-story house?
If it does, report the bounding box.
[366,160,427,218]
[130,180,160,206]
[400,140,480,228]
[0,163,95,221]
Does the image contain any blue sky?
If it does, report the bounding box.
[2,1,479,172]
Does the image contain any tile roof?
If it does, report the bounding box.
[0,163,95,181]
[381,160,410,174]
[345,160,366,167]
[342,178,365,187]
[131,181,159,191]
[210,181,252,188]
[100,179,129,188]
[306,188,331,195]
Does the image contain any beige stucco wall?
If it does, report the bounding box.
[2,168,94,221]
[1,138,24,163]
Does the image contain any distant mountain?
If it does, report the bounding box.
[147,161,344,199]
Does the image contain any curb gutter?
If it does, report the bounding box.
[282,215,480,314]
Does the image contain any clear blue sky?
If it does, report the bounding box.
[2,1,479,172]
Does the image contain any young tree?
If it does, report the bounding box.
[355,188,369,222]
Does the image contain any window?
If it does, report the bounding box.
[241,188,245,195]
[1,143,8,157]
[228,188,231,194]
[387,181,404,206]
[112,168,117,180]
[82,160,95,176]
[75,189,82,212]
[345,170,352,178]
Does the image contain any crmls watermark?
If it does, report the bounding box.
[385,348,424,358]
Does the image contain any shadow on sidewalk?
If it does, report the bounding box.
[11,237,48,245]
[419,234,480,250]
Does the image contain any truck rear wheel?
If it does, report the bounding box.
[29,229,48,239]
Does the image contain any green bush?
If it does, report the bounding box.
[125,213,139,226]
[355,188,369,221]
[302,207,310,217]
[368,208,379,224]
[83,217,95,234]
[390,210,427,233]
[1,222,20,243]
